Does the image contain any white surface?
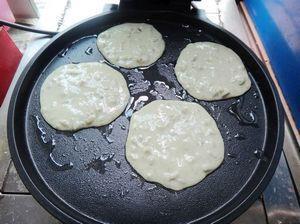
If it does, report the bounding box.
[175,42,251,101]
[7,0,39,18]
[97,23,165,68]
[192,0,250,46]
[40,62,129,131]
[126,100,224,190]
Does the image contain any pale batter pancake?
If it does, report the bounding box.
[175,42,251,101]
[126,100,224,190]
[97,23,165,68]
[40,62,130,131]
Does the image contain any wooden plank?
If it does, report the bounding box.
[263,153,300,224]
[232,199,267,224]
[283,121,300,194]
[2,161,29,193]
[0,194,61,224]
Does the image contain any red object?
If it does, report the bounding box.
[0,28,22,106]
[0,0,15,31]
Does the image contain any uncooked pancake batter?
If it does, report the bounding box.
[175,42,251,101]
[97,23,165,68]
[40,62,130,131]
[126,100,224,190]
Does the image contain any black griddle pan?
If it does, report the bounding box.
[7,11,284,224]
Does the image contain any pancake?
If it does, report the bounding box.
[126,100,224,190]
[97,23,165,68]
[175,42,251,101]
[40,62,130,131]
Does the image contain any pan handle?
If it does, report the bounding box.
[118,0,192,12]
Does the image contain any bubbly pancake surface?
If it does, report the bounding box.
[40,62,130,131]
[97,23,165,68]
[126,100,224,190]
[175,42,251,101]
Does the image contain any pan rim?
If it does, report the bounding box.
[7,10,284,224]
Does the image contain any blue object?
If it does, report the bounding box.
[244,0,300,129]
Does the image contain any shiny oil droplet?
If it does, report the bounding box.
[49,136,73,171]
[35,115,47,144]
[154,80,169,89]
[147,186,157,191]
[73,133,79,141]
[227,152,237,158]
[51,138,56,148]
[253,91,259,99]
[228,98,258,127]
[114,159,121,168]
[153,80,178,100]
[234,133,246,140]
[133,95,149,111]
[177,89,187,100]
[254,149,263,159]
[85,47,93,55]
[103,123,114,143]
[130,172,138,180]
[58,47,69,57]
[120,189,129,198]
[104,136,114,144]
[86,153,115,174]
[138,64,153,70]
[125,97,134,118]
[181,90,187,99]
[150,90,158,96]
[49,152,73,171]
[210,104,219,112]
[160,211,168,216]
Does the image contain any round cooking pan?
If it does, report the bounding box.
[7,10,284,224]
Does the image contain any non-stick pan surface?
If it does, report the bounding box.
[8,11,283,224]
